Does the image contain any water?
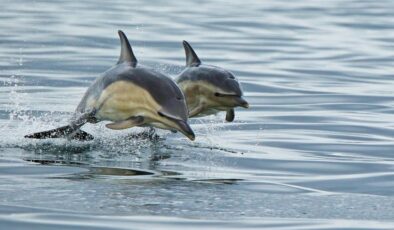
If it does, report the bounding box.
[1,0,394,229]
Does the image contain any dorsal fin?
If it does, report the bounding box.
[117,30,137,67]
[182,40,201,67]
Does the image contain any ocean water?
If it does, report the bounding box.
[1,0,394,229]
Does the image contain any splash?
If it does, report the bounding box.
[0,73,241,169]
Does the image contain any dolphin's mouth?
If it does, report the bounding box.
[156,112,195,141]
[173,120,195,141]
[214,93,249,108]
[234,96,249,108]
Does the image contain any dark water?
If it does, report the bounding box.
[1,0,394,229]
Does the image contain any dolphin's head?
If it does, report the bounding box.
[129,68,195,141]
[153,76,195,141]
[178,40,249,111]
[201,67,249,109]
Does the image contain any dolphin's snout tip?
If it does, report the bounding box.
[235,97,249,109]
[242,102,249,108]
[187,133,196,141]
[176,120,195,141]
[184,127,195,141]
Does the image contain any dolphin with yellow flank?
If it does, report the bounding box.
[25,30,195,141]
[176,41,249,122]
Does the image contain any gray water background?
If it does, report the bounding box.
[1,0,394,229]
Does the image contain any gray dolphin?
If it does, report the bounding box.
[176,41,249,122]
[25,30,195,141]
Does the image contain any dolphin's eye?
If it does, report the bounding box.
[214,92,222,97]
[229,75,235,79]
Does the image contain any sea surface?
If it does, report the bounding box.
[1,0,394,229]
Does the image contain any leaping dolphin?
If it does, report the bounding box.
[25,30,195,141]
[176,41,249,122]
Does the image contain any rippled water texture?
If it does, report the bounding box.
[1,0,394,229]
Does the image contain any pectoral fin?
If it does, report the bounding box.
[106,116,144,130]
[225,109,235,122]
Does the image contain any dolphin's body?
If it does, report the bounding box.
[176,41,249,122]
[25,31,195,141]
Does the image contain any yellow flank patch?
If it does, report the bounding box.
[179,80,234,116]
[179,80,217,107]
[95,80,161,121]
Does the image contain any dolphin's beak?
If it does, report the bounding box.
[174,120,195,141]
[234,97,249,108]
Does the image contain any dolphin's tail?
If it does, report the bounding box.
[24,125,94,141]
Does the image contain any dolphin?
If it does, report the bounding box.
[176,41,249,122]
[25,30,195,141]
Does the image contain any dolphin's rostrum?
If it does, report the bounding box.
[25,30,195,141]
[176,41,249,122]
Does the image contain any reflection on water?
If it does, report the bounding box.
[1,0,394,229]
